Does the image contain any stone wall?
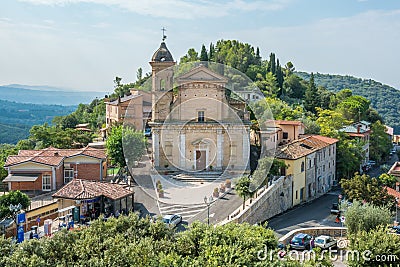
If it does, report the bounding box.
[226,175,293,225]
[278,227,347,246]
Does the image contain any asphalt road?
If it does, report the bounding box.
[266,190,341,238]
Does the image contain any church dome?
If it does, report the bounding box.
[151,42,174,62]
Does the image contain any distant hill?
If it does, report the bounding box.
[0,84,106,105]
[296,72,400,134]
[0,99,76,144]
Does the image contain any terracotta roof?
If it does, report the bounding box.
[385,187,400,207]
[276,135,335,160]
[304,135,339,145]
[5,147,106,167]
[52,179,133,200]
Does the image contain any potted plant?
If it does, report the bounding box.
[220,183,226,193]
[213,187,219,198]
[225,179,231,189]
[209,165,213,171]
[158,189,164,198]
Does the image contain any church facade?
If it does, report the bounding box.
[149,41,250,173]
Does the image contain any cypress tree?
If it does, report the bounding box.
[200,44,208,62]
[276,59,284,95]
[304,72,319,113]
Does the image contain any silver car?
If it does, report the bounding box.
[314,235,337,249]
[162,214,182,228]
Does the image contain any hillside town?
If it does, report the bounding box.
[1,36,400,266]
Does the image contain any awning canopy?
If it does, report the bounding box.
[3,174,39,182]
[58,205,76,213]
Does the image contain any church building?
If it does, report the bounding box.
[149,39,251,173]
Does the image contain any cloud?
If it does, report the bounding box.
[18,0,292,19]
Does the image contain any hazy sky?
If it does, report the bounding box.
[1,0,400,92]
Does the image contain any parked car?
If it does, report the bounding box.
[314,235,337,249]
[162,214,182,228]
[330,203,340,214]
[290,233,312,250]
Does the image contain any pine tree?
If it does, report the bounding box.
[200,44,208,62]
[304,72,319,113]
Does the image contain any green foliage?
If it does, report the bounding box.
[378,173,397,188]
[369,121,392,162]
[340,173,395,206]
[0,214,319,266]
[0,144,18,182]
[348,225,400,267]
[304,73,319,113]
[106,125,146,167]
[336,95,370,121]
[344,201,392,234]
[0,190,31,219]
[106,125,124,167]
[297,72,400,133]
[235,176,252,209]
[0,99,75,144]
[199,44,208,61]
[28,123,93,149]
[336,138,365,179]
[180,48,199,63]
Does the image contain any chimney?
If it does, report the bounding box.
[357,124,361,134]
[396,182,400,192]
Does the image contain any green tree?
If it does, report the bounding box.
[336,95,370,121]
[344,201,392,235]
[369,121,392,163]
[340,173,395,206]
[0,190,31,219]
[235,176,252,209]
[180,48,199,63]
[199,44,208,61]
[348,226,400,267]
[122,126,146,163]
[106,125,146,167]
[106,125,124,167]
[0,212,324,266]
[316,108,351,137]
[336,138,365,179]
[304,72,318,113]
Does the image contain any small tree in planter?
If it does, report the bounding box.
[213,187,219,198]
[156,180,161,187]
[225,179,231,189]
[220,183,226,193]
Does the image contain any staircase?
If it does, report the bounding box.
[170,171,231,183]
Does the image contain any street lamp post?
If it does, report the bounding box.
[204,196,213,226]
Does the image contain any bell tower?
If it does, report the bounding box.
[150,32,176,122]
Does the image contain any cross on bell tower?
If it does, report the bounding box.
[161,27,167,42]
